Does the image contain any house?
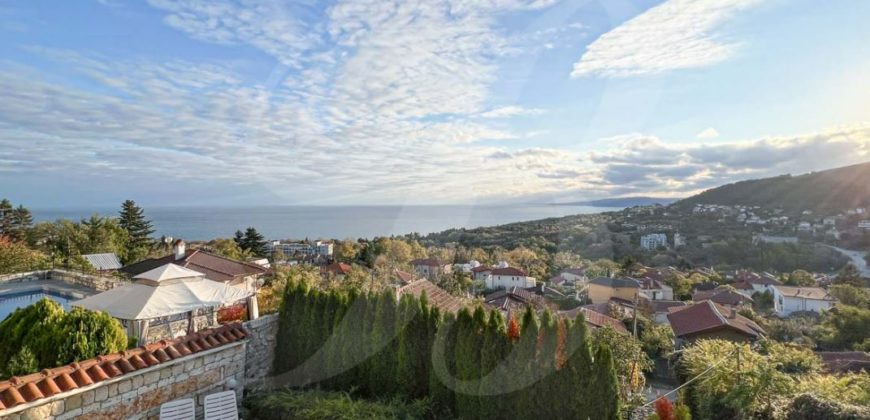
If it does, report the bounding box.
[734,270,782,293]
[640,233,668,250]
[637,277,673,301]
[549,275,570,288]
[560,268,588,284]
[453,260,481,274]
[692,289,754,308]
[397,279,468,314]
[771,286,836,317]
[121,240,267,290]
[583,299,636,320]
[559,307,628,334]
[858,220,870,230]
[321,262,352,277]
[394,269,416,285]
[471,265,493,282]
[267,240,333,257]
[484,287,553,318]
[673,233,686,248]
[587,277,639,304]
[485,267,536,290]
[81,253,123,272]
[410,258,452,279]
[647,300,687,324]
[667,301,766,346]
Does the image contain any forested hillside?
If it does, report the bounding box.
[674,161,870,214]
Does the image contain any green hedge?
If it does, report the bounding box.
[244,389,432,420]
[273,282,620,419]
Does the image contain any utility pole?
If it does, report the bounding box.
[632,291,639,338]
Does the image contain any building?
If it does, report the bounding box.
[648,300,687,324]
[485,267,536,290]
[484,286,552,318]
[267,240,333,257]
[771,286,836,317]
[733,270,782,293]
[394,269,416,285]
[121,240,267,290]
[667,300,766,346]
[321,262,352,277]
[858,220,870,230]
[637,277,673,301]
[673,233,686,248]
[587,277,639,304]
[81,253,123,272]
[692,289,754,308]
[409,258,452,279]
[559,307,628,334]
[640,233,668,250]
[397,279,469,314]
[560,268,588,284]
[471,265,493,282]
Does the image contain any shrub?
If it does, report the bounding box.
[0,298,127,377]
[217,304,247,324]
[244,389,433,420]
[785,394,870,420]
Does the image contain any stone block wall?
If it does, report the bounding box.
[0,270,49,283]
[2,343,247,420]
[243,314,278,389]
[0,270,122,292]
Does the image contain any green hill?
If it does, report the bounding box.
[674,161,870,214]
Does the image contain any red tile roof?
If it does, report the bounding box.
[321,262,352,275]
[560,307,628,334]
[0,324,248,411]
[394,269,415,284]
[122,249,267,283]
[398,280,468,314]
[667,300,765,339]
[693,289,754,306]
[471,265,493,273]
[490,267,528,277]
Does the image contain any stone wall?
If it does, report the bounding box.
[2,343,246,420]
[243,314,279,390]
[0,269,123,292]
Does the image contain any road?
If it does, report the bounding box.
[822,245,870,278]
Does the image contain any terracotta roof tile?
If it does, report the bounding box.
[490,267,528,277]
[410,258,446,267]
[560,307,628,334]
[398,279,470,314]
[121,249,267,283]
[667,300,765,339]
[321,262,352,275]
[0,323,248,412]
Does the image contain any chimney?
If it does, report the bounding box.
[173,239,186,261]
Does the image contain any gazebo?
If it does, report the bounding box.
[73,263,255,343]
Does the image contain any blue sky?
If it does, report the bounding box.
[1,0,869,207]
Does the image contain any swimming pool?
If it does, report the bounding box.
[0,289,78,320]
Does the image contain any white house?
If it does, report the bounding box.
[410,258,452,279]
[640,234,668,250]
[485,267,536,290]
[638,277,674,301]
[560,268,588,285]
[771,286,836,317]
[858,220,870,230]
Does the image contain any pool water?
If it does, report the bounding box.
[0,290,76,321]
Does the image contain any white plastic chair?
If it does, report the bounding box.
[204,390,239,420]
[160,398,195,420]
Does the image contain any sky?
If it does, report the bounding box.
[1,0,869,208]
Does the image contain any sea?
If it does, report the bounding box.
[31,205,616,241]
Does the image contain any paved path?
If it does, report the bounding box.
[822,245,870,278]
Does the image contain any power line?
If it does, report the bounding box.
[638,348,738,409]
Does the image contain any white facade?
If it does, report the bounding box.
[673,233,686,248]
[640,234,668,250]
[560,271,588,284]
[858,220,870,230]
[771,286,836,317]
[486,273,536,290]
[268,240,333,256]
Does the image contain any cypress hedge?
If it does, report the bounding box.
[272,282,620,419]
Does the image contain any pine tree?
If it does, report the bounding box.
[0,199,13,236]
[241,227,268,257]
[118,200,154,262]
[233,230,245,248]
[11,205,33,241]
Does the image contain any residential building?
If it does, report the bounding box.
[667,300,766,346]
[394,269,415,285]
[410,258,452,279]
[771,286,836,317]
[858,220,870,230]
[485,266,536,290]
[549,275,570,287]
[560,268,588,284]
[692,289,754,308]
[321,262,352,277]
[640,233,668,250]
[471,265,493,282]
[121,239,267,290]
[267,240,333,257]
[397,279,468,314]
[733,270,782,293]
[453,260,481,274]
[485,286,552,318]
[637,277,673,301]
[673,233,686,248]
[648,300,687,324]
[559,307,628,334]
[587,277,639,304]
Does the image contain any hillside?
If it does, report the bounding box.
[673,161,870,214]
[554,196,678,208]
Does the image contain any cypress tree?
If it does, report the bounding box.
[429,309,454,415]
[564,314,594,419]
[0,199,15,237]
[512,308,539,418]
[593,344,620,420]
[535,310,559,419]
[369,289,398,395]
[478,310,509,419]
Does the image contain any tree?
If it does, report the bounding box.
[334,239,359,263]
[786,269,815,286]
[592,344,620,419]
[211,238,251,261]
[834,264,865,288]
[0,198,13,236]
[828,285,870,309]
[238,227,268,257]
[0,236,49,274]
[118,200,154,263]
[819,305,870,351]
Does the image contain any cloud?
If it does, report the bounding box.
[696,127,720,139]
[571,0,761,78]
[479,106,546,118]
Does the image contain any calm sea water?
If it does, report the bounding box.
[32,205,614,241]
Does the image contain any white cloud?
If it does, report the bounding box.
[571,0,761,78]
[479,106,546,118]
[696,127,720,139]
